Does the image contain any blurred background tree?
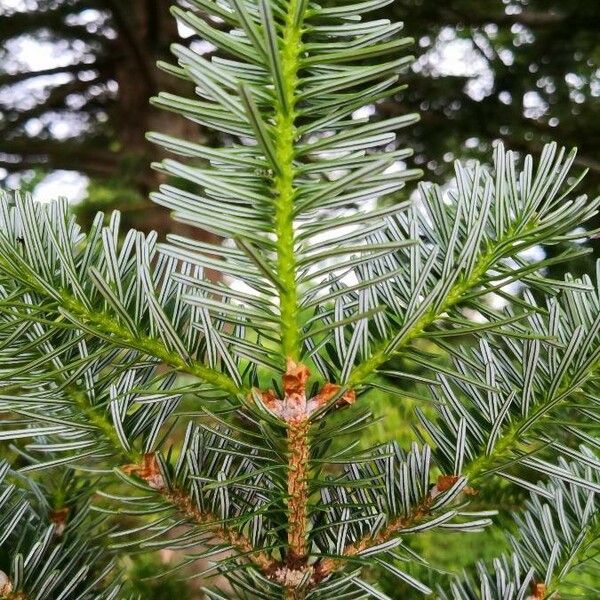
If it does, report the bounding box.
[0,0,202,233]
[1,1,598,597]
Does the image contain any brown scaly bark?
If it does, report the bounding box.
[312,475,475,584]
[122,453,277,574]
[257,360,355,597]
[286,418,311,565]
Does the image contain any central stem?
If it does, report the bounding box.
[272,0,309,585]
[286,418,310,563]
[271,3,310,595]
[273,0,302,360]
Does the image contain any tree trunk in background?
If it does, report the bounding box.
[0,1,214,241]
[106,0,205,239]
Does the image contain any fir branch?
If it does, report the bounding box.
[307,443,488,595]
[0,461,126,599]
[122,453,278,575]
[347,145,599,390]
[0,298,271,578]
[419,279,600,492]
[347,245,499,387]
[312,482,436,583]
[1,359,271,580]
[165,485,277,574]
[0,194,245,398]
[59,294,245,396]
[440,459,599,599]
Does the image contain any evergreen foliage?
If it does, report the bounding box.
[0,1,598,599]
